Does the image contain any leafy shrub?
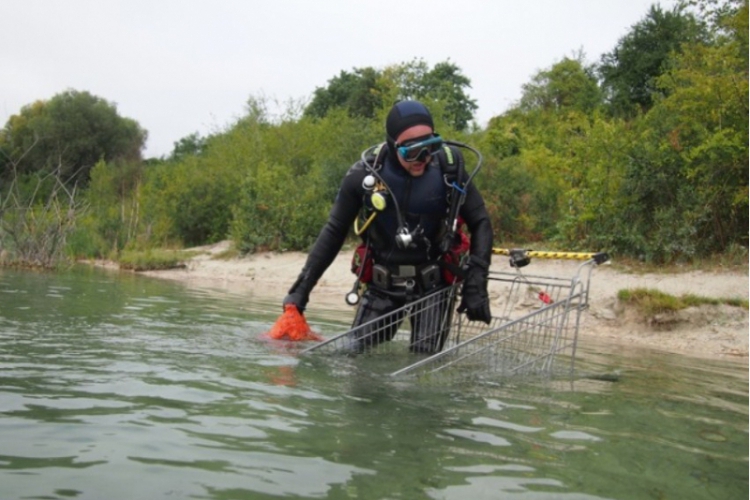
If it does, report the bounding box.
[230,161,328,253]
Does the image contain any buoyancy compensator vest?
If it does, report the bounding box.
[350,142,469,286]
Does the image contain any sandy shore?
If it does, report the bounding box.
[132,241,749,362]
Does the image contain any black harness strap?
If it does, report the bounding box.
[437,145,466,255]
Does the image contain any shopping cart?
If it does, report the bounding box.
[300,251,609,382]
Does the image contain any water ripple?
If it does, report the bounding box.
[0,268,746,499]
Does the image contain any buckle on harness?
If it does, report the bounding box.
[372,263,442,291]
[372,264,391,289]
[393,265,416,289]
[372,264,418,290]
[418,263,441,290]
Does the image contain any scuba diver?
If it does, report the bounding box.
[280,100,493,353]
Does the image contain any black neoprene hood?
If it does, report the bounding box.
[385,100,434,143]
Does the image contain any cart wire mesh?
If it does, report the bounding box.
[301,257,603,382]
[300,284,460,357]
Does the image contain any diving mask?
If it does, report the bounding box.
[396,134,443,163]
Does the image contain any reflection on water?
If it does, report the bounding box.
[0,267,747,500]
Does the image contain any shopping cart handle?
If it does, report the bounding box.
[592,252,610,265]
[493,248,611,265]
[509,249,531,268]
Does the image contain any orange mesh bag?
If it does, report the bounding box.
[264,304,323,342]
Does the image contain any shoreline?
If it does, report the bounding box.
[118,241,748,362]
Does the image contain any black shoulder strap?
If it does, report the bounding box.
[364,142,387,170]
[437,145,465,185]
[437,144,468,254]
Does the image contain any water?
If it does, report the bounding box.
[0,267,747,500]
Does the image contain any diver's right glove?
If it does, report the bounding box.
[282,267,314,313]
[457,256,492,324]
[265,303,322,342]
[269,268,320,341]
[282,292,307,313]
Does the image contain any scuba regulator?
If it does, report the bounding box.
[395,226,424,250]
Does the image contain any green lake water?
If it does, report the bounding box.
[0,266,747,499]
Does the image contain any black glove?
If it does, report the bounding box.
[457,257,492,324]
[282,291,308,313]
[282,267,313,312]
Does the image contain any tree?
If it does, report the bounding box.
[519,56,602,114]
[167,132,208,162]
[564,0,748,260]
[640,0,748,253]
[598,4,707,117]
[0,90,147,185]
[304,67,384,120]
[304,60,478,131]
[419,61,478,131]
[381,59,478,131]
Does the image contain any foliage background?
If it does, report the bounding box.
[1,0,746,266]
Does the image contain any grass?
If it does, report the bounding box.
[617,288,749,316]
[118,249,198,271]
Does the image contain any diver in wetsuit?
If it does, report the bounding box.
[283,100,493,353]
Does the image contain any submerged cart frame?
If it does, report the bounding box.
[301,253,608,382]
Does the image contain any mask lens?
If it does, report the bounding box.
[397,135,442,162]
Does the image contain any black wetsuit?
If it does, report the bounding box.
[287,147,493,353]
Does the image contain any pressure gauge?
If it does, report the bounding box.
[345,292,360,306]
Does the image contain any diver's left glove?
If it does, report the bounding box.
[457,256,492,324]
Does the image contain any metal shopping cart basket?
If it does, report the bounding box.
[301,250,610,383]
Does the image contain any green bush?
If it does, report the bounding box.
[230,161,328,253]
